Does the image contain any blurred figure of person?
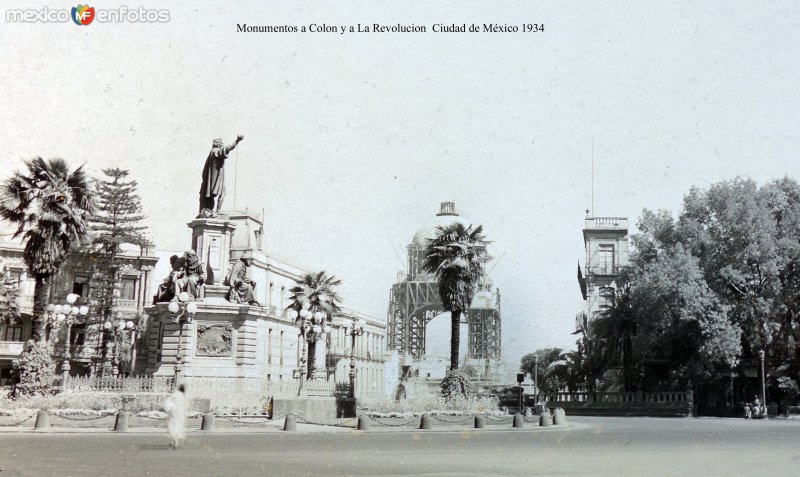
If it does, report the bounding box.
[164,384,187,449]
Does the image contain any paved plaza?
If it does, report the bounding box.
[0,416,798,476]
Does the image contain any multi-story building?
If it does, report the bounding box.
[576,215,630,332]
[0,228,158,383]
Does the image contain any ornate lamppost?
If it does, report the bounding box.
[167,292,198,388]
[287,298,332,396]
[44,293,89,384]
[102,317,137,376]
[759,349,767,415]
[533,354,539,404]
[346,318,366,398]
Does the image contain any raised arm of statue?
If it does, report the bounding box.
[221,134,244,157]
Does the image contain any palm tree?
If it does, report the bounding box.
[423,223,490,371]
[592,283,638,391]
[0,158,93,341]
[286,271,342,376]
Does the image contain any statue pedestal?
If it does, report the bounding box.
[188,218,236,286]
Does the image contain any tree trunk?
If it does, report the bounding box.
[450,309,461,370]
[32,274,51,342]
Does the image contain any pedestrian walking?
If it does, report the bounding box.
[164,384,187,449]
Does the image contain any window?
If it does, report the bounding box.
[597,244,615,274]
[279,331,284,365]
[72,275,89,297]
[8,270,21,285]
[120,278,136,301]
[4,325,23,341]
[267,328,272,364]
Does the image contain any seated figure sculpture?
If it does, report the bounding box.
[154,255,183,303]
[226,251,259,305]
[176,250,205,300]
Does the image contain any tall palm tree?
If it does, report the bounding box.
[593,284,638,391]
[287,271,342,375]
[423,223,490,371]
[0,158,93,341]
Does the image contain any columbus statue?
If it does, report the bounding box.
[198,134,244,217]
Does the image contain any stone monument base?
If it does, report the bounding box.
[271,396,356,420]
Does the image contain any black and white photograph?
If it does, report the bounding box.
[0,1,799,475]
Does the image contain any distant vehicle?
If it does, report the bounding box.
[480,384,539,411]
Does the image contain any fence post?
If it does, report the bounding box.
[512,413,524,428]
[34,410,50,430]
[114,411,129,432]
[283,415,296,431]
[201,412,215,431]
[539,410,552,427]
[419,414,432,430]
[474,415,486,429]
[357,415,370,431]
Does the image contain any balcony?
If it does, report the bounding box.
[584,217,628,231]
[0,341,24,358]
[588,265,625,276]
[16,295,33,313]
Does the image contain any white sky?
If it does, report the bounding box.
[2,1,799,366]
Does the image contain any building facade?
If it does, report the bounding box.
[0,229,158,383]
[576,215,630,331]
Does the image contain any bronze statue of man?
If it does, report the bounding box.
[226,251,258,305]
[176,250,206,300]
[198,134,244,217]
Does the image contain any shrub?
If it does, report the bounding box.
[0,391,169,413]
[11,340,54,397]
[441,369,473,400]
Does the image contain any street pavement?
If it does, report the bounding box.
[0,416,798,476]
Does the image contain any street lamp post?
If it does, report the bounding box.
[167,292,198,389]
[346,318,366,398]
[44,293,89,384]
[759,349,767,415]
[102,318,137,376]
[533,354,539,406]
[287,298,332,396]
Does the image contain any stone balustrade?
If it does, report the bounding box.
[543,390,693,417]
[584,217,629,230]
[0,341,24,358]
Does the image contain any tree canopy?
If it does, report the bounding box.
[593,177,800,395]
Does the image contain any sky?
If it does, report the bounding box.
[2,1,800,367]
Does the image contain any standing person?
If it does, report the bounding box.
[198,134,244,217]
[164,384,187,449]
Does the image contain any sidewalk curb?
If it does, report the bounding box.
[0,421,581,435]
